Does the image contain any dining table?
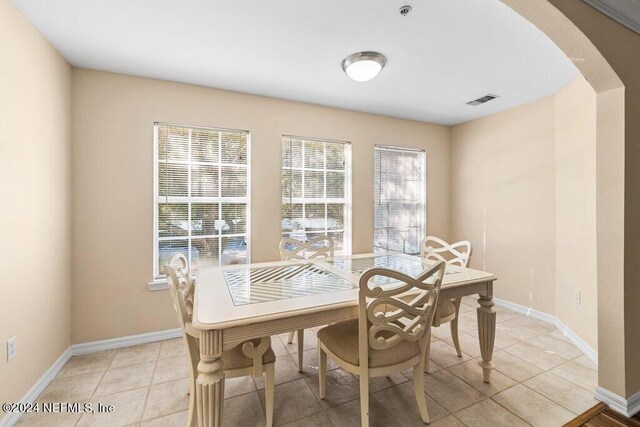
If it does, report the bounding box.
[191,252,497,426]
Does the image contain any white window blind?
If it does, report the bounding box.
[154,123,250,278]
[374,146,426,255]
[281,136,351,254]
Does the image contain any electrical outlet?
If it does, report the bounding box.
[7,337,16,361]
[575,289,582,305]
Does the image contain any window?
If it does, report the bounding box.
[374,146,426,255]
[154,123,250,278]
[281,136,351,254]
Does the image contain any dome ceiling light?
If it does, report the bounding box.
[341,51,387,82]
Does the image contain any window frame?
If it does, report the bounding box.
[373,145,426,255]
[281,134,352,255]
[152,122,252,281]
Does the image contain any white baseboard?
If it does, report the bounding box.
[492,298,640,417]
[492,297,598,366]
[0,348,73,427]
[0,328,182,427]
[71,328,181,355]
[595,387,640,418]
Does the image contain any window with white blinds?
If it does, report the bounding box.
[154,123,250,278]
[281,136,351,255]
[374,146,426,255]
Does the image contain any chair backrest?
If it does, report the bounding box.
[164,253,195,328]
[420,236,472,268]
[279,235,335,261]
[163,254,200,387]
[357,261,445,370]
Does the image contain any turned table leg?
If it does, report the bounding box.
[477,288,496,383]
[196,329,224,427]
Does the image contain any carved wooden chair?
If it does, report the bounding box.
[164,254,275,427]
[420,236,472,370]
[278,235,335,372]
[317,261,445,426]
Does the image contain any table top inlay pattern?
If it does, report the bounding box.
[224,263,354,306]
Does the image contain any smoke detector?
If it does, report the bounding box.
[399,5,412,16]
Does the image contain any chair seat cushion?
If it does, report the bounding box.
[437,299,456,318]
[222,339,276,370]
[398,294,456,320]
[317,319,420,368]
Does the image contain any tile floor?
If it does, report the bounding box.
[18,297,598,426]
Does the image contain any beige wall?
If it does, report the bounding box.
[451,76,598,349]
[70,69,450,343]
[0,0,72,406]
[451,90,558,315]
[554,76,598,350]
[503,0,636,401]
[546,0,640,400]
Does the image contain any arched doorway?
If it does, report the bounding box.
[502,0,631,415]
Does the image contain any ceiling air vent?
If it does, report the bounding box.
[466,94,499,106]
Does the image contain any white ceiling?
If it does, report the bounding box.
[11,0,579,125]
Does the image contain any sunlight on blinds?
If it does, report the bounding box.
[281,136,351,254]
[374,146,426,255]
[155,124,249,277]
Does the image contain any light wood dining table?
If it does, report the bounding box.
[191,252,497,426]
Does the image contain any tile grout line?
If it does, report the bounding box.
[495,341,591,388]
[440,343,569,424]
[432,319,592,423]
[73,349,117,427]
[44,307,594,426]
[454,342,596,421]
[520,378,594,416]
[138,343,163,423]
[485,388,535,426]
[138,405,189,425]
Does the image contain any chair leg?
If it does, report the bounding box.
[424,333,432,373]
[187,375,196,427]
[318,344,327,399]
[413,362,431,424]
[297,329,304,372]
[359,373,370,427]
[287,331,295,344]
[450,298,463,357]
[264,363,275,427]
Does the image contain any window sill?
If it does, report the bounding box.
[148,278,169,291]
[148,273,196,291]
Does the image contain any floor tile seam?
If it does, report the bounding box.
[369,392,404,426]
[483,387,536,426]
[447,412,472,426]
[305,370,403,422]
[86,349,119,402]
[256,376,325,423]
[520,377,593,416]
[57,366,109,380]
[278,407,327,426]
[521,336,582,360]
[471,350,553,383]
[500,339,573,365]
[74,384,151,426]
[56,348,118,382]
[480,350,596,395]
[139,406,190,425]
[443,361,510,397]
[139,344,163,422]
[423,382,488,414]
[569,353,597,371]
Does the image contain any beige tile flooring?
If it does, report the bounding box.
[18,297,598,426]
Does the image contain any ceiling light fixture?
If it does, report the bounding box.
[341,51,386,82]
